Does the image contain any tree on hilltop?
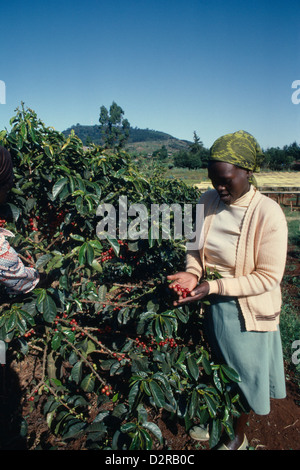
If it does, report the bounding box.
[173,131,209,168]
[99,101,130,150]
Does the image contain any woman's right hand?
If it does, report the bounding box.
[167,272,199,298]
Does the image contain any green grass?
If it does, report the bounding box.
[136,160,210,184]
[284,210,300,246]
[280,298,300,386]
[280,208,300,387]
[164,167,300,191]
[164,167,209,186]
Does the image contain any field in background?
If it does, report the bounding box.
[255,172,300,189]
[164,169,300,191]
[165,168,208,187]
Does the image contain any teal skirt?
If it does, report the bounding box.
[203,295,286,415]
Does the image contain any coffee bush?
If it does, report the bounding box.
[0,104,242,449]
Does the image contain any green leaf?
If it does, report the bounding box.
[98,284,107,301]
[187,355,199,381]
[7,203,21,221]
[86,340,96,356]
[51,332,62,350]
[75,195,84,214]
[110,360,122,376]
[120,422,137,433]
[16,315,27,335]
[220,364,241,383]
[162,316,173,337]
[71,361,83,384]
[35,254,52,269]
[11,188,24,195]
[62,421,86,439]
[36,288,47,304]
[128,382,140,410]
[175,307,189,323]
[142,381,151,396]
[88,239,102,250]
[44,146,54,159]
[85,195,94,212]
[19,310,35,326]
[81,373,95,392]
[107,236,120,256]
[129,432,140,450]
[46,253,63,272]
[202,355,212,375]
[0,129,7,141]
[213,369,223,393]
[209,418,222,448]
[204,393,217,418]
[52,177,68,199]
[154,317,163,341]
[6,312,17,333]
[78,243,87,265]
[63,329,75,343]
[38,294,57,323]
[140,428,153,450]
[46,410,56,429]
[93,411,110,423]
[70,234,85,242]
[188,390,199,418]
[222,417,235,441]
[20,123,27,140]
[136,404,148,423]
[142,421,163,444]
[85,243,94,265]
[149,381,165,408]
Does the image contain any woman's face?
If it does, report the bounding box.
[208,161,252,205]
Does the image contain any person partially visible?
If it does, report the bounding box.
[0,146,40,294]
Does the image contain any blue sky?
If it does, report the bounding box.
[0,0,299,149]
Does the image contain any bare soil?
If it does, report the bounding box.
[0,357,299,451]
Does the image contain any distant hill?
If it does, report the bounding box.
[62,124,191,155]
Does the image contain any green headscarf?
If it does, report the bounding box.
[209,130,264,186]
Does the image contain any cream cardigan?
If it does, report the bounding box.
[185,188,288,332]
[205,185,256,278]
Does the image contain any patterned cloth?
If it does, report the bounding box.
[0,228,39,293]
[209,130,264,185]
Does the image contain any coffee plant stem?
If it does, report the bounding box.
[18,252,34,265]
[78,326,120,357]
[45,233,64,251]
[27,342,47,399]
[63,337,106,387]
[79,298,139,308]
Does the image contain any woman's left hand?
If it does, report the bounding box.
[172,281,210,306]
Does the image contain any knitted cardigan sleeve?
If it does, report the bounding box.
[0,229,40,293]
[185,248,203,280]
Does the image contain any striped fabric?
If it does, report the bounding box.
[0,228,39,293]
